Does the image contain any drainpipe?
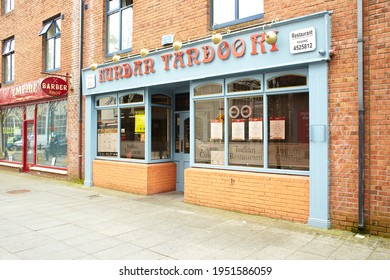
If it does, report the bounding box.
[78,0,85,180]
[357,0,365,229]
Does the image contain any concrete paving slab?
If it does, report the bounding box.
[0,170,389,260]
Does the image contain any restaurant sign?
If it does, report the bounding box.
[0,77,68,106]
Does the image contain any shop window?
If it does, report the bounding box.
[3,0,14,13]
[35,101,68,167]
[2,37,14,84]
[227,78,261,93]
[0,107,22,162]
[267,75,307,89]
[194,99,225,165]
[267,93,309,170]
[120,107,145,159]
[194,83,222,97]
[193,73,309,173]
[39,17,61,71]
[107,0,133,54]
[228,96,263,167]
[119,93,143,104]
[152,94,171,105]
[97,108,119,157]
[211,0,264,28]
[97,96,117,107]
[151,107,170,160]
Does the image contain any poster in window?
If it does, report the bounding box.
[210,120,223,140]
[249,118,263,140]
[135,113,145,133]
[270,117,285,140]
[97,127,118,156]
[231,119,245,141]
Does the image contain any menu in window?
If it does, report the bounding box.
[210,120,223,140]
[249,118,263,140]
[270,117,286,140]
[231,119,245,141]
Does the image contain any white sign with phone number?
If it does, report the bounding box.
[290,27,316,54]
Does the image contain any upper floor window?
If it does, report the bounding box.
[211,0,264,28]
[39,17,61,71]
[3,0,14,13]
[2,37,14,84]
[107,0,133,54]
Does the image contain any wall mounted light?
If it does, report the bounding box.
[90,62,98,71]
[173,34,183,51]
[211,24,222,45]
[112,53,121,63]
[263,18,279,45]
[140,48,149,57]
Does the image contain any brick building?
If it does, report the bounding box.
[0,0,83,179]
[1,0,389,237]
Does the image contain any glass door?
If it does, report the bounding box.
[174,112,190,191]
[23,120,35,171]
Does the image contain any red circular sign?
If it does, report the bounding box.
[41,77,68,97]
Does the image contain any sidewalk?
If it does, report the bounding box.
[0,170,389,260]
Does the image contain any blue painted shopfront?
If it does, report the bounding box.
[82,11,332,228]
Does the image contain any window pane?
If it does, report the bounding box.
[97,109,118,157]
[45,38,54,70]
[46,23,56,39]
[120,107,145,159]
[268,75,307,89]
[108,12,120,53]
[97,96,117,106]
[194,83,223,96]
[228,78,261,93]
[37,101,68,167]
[228,96,263,167]
[194,99,225,165]
[119,93,143,104]
[55,37,61,69]
[121,6,133,50]
[5,0,14,13]
[108,0,120,11]
[152,94,171,105]
[151,107,170,160]
[213,0,235,25]
[55,19,61,32]
[239,0,264,18]
[4,54,13,83]
[0,107,23,162]
[268,93,309,170]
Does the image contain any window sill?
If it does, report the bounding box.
[0,161,22,168]
[30,166,67,175]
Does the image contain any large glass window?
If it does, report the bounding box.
[151,107,170,160]
[268,93,309,170]
[3,0,14,13]
[97,108,119,157]
[107,0,133,54]
[0,107,23,162]
[120,107,145,159]
[2,37,14,84]
[228,96,263,167]
[39,17,61,71]
[212,0,264,28]
[194,99,225,165]
[36,100,68,168]
[193,73,309,173]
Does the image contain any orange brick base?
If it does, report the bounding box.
[184,168,310,223]
[92,160,176,195]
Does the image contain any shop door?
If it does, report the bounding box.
[174,112,190,191]
[23,121,35,172]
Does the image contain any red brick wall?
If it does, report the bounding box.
[185,168,310,223]
[92,160,176,195]
[0,0,82,180]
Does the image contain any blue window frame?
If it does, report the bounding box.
[39,17,61,71]
[3,0,14,13]
[106,0,133,55]
[2,37,14,84]
[211,0,264,28]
